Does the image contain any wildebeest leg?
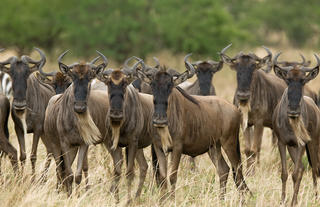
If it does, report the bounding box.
[40,152,52,183]
[152,144,167,190]
[222,135,250,195]
[107,146,123,203]
[30,132,41,177]
[288,146,305,207]
[82,152,89,191]
[207,141,229,200]
[75,144,88,187]
[243,126,254,173]
[278,140,288,204]
[50,144,64,191]
[135,149,148,198]
[60,139,74,196]
[0,137,18,173]
[169,143,182,198]
[12,113,26,174]
[126,141,138,203]
[251,121,264,173]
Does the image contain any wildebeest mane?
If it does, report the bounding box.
[175,86,199,106]
[27,73,55,115]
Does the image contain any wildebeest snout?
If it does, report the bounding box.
[287,108,300,118]
[12,99,27,111]
[110,109,124,121]
[74,101,87,113]
[153,113,168,127]
[236,91,250,102]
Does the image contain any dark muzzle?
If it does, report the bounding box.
[287,109,300,118]
[12,99,27,111]
[153,114,168,128]
[236,91,250,102]
[109,109,124,121]
[74,101,87,113]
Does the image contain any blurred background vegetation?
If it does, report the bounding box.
[0,0,319,62]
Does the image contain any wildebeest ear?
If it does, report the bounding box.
[274,65,288,82]
[173,71,188,86]
[303,67,319,84]
[59,62,69,74]
[97,68,112,83]
[136,69,152,84]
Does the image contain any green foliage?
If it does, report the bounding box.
[153,0,247,59]
[0,0,318,60]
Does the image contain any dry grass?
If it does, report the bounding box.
[1,48,320,207]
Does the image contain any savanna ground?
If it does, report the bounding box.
[0,48,320,207]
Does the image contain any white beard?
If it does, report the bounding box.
[157,126,173,153]
[76,110,102,145]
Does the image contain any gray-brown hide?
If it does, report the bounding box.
[44,51,108,195]
[137,55,250,199]
[0,94,18,173]
[272,53,320,206]
[219,44,318,173]
[97,65,166,202]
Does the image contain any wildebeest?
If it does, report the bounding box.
[183,59,223,95]
[0,48,52,174]
[0,94,18,173]
[97,59,167,203]
[44,50,108,195]
[0,48,74,176]
[272,53,320,206]
[131,57,223,170]
[137,54,250,199]
[219,44,318,173]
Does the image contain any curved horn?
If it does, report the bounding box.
[220,43,232,55]
[301,54,320,72]
[262,46,272,58]
[192,60,203,66]
[124,56,135,69]
[299,53,306,65]
[95,50,108,68]
[273,52,293,72]
[34,48,54,76]
[21,48,46,65]
[207,60,220,65]
[153,57,160,68]
[90,56,100,65]
[0,49,16,66]
[58,50,69,66]
[102,68,114,76]
[21,47,48,75]
[184,53,195,77]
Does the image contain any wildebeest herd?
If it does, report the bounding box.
[0,45,319,206]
